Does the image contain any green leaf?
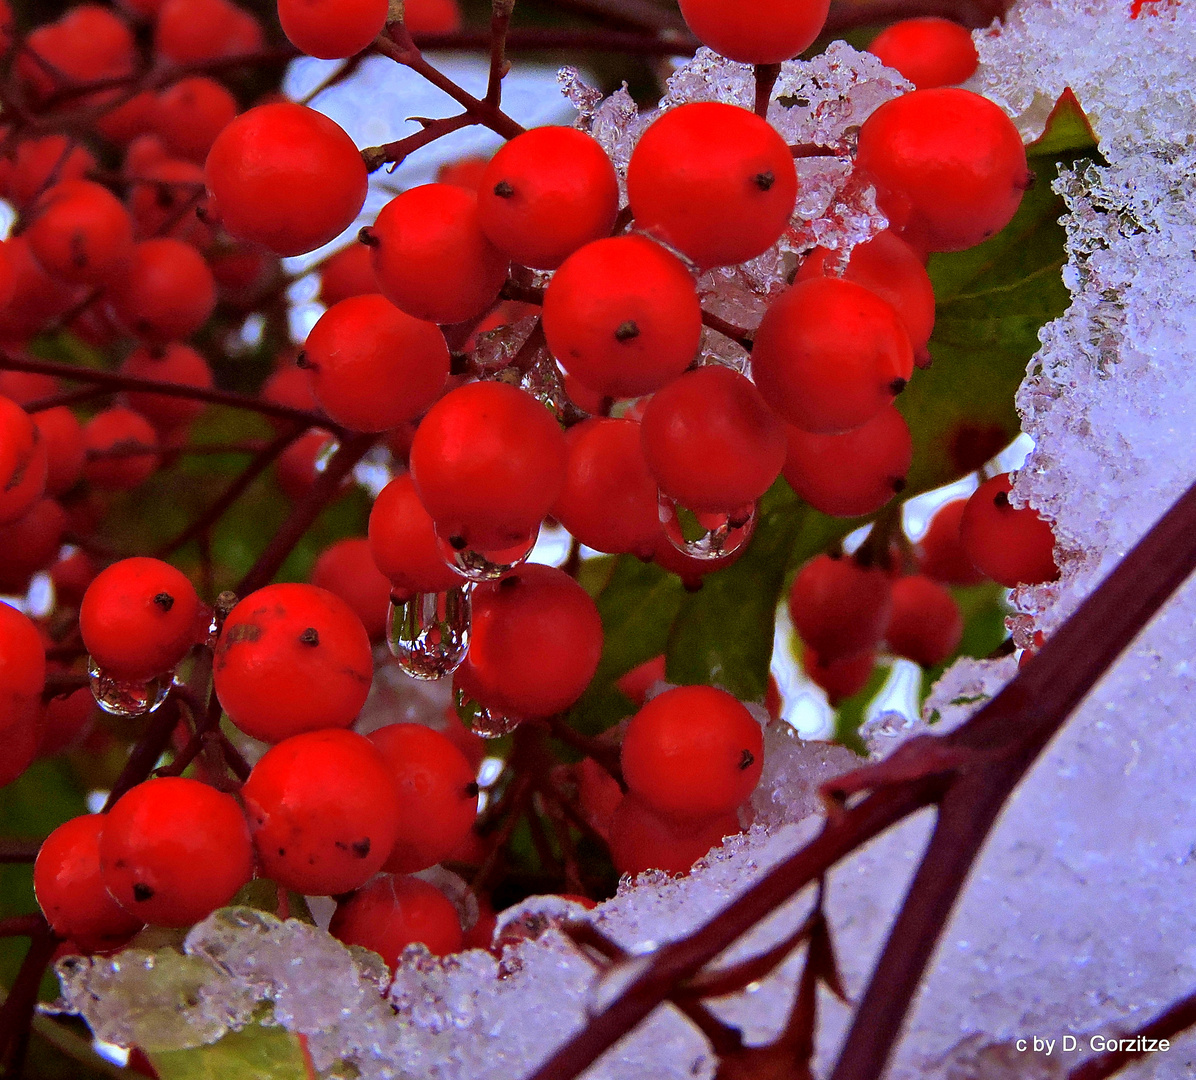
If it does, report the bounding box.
[149,1025,311,1080]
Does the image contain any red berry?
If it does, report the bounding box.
[0,372,56,406]
[752,276,914,434]
[80,557,200,680]
[97,91,157,147]
[35,815,144,950]
[311,537,392,641]
[279,0,388,58]
[477,127,619,270]
[959,473,1058,587]
[627,103,797,268]
[262,363,320,421]
[26,180,135,285]
[155,0,263,65]
[275,429,338,500]
[551,417,660,558]
[677,0,830,64]
[82,407,159,491]
[0,601,46,734]
[782,404,912,518]
[155,77,239,164]
[856,88,1030,254]
[330,874,462,967]
[885,575,963,666]
[100,777,253,927]
[0,703,41,788]
[621,685,762,821]
[0,395,48,523]
[205,103,367,257]
[409,381,567,551]
[404,0,462,32]
[19,5,136,102]
[801,646,876,705]
[917,498,986,585]
[0,136,96,211]
[868,18,979,90]
[614,654,667,709]
[120,344,214,430]
[0,236,87,342]
[34,406,86,496]
[369,723,479,873]
[542,235,702,398]
[303,294,449,432]
[108,238,217,342]
[0,497,67,593]
[641,365,785,514]
[319,243,377,306]
[608,793,739,876]
[242,728,401,895]
[368,474,464,599]
[40,686,98,756]
[127,158,215,249]
[214,583,373,742]
[789,553,893,661]
[367,184,509,325]
[651,519,750,589]
[466,564,603,717]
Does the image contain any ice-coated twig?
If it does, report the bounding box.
[1068,987,1196,1080]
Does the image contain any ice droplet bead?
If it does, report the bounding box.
[387,587,472,681]
[87,658,173,717]
[455,687,521,739]
[658,493,757,561]
[436,528,538,583]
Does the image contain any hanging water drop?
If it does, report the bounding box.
[454,686,521,739]
[658,492,757,561]
[437,528,538,583]
[88,658,173,717]
[387,586,471,680]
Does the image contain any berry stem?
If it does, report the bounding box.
[754,63,781,118]
[701,311,754,351]
[0,916,44,937]
[362,112,478,172]
[0,917,58,1078]
[486,1,516,108]
[0,840,42,864]
[542,714,625,790]
[22,385,114,413]
[1068,988,1196,1080]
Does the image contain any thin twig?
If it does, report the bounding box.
[0,840,42,864]
[1069,988,1196,1080]
[0,919,59,1077]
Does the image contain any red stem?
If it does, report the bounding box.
[1069,988,1196,1079]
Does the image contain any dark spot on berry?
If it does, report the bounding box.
[358,226,379,247]
[739,749,755,771]
[299,627,320,647]
[295,350,313,369]
[753,171,776,192]
[132,883,154,902]
[493,180,515,198]
[994,490,1010,509]
[155,185,174,209]
[891,476,907,493]
[148,345,167,361]
[465,781,480,798]
[500,574,521,589]
[351,838,371,858]
[889,377,908,396]
[309,855,318,864]
[225,623,263,645]
[153,591,175,612]
[449,535,467,550]
[614,320,640,343]
[1018,170,1037,191]
[277,847,286,857]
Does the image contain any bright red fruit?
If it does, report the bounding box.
[641,365,785,514]
[404,0,462,32]
[19,5,136,102]
[279,0,388,58]
[369,723,479,873]
[40,686,97,756]
[466,564,603,717]
[303,294,449,432]
[0,601,46,734]
[621,685,762,822]
[409,381,567,551]
[154,77,239,164]
[275,429,338,501]
[155,0,263,64]
[627,103,798,268]
[213,583,373,742]
[552,417,660,557]
[802,647,876,705]
[856,88,1030,254]
[0,236,87,342]
[917,498,986,585]
[100,777,254,927]
[368,474,464,599]
[677,0,830,64]
[650,519,751,589]
[615,654,667,708]
[108,238,217,342]
[752,276,914,434]
[0,396,48,523]
[0,498,67,593]
[0,136,96,211]
[127,159,215,249]
[319,243,377,306]
[789,553,893,661]
[242,728,400,895]
[120,344,214,431]
[205,103,368,257]
[542,235,702,398]
[868,18,979,90]
[35,815,144,951]
[34,407,86,496]
[26,180,134,285]
[366,184,509,325]
[311,538,391,641]
[477,127,619,270]
[782,404,912,518]
[330,874,463,967]
[82,407,159,490]
[959,473,1058,587]
[885,575,963,666]
[609,794,739,877]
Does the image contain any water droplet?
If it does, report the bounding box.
[455,687,521,739]
[313,438,339,474]
[658,493,756,561]
[387,587,472,680]
[437,529,537,583]
[88,658,173,717]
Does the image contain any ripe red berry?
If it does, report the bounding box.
[551,417,660,557]
[242,728,401,895]
[154,77,239,164]
[917,497,986,585]
[608,793,739,877]
[959,473,1058,587]
[40,685,98,756]
[127,158,215,249]
[621,684,763,821]
[35,815,144,951]
[801,646,876,705]
[627,103,798,268]
[477,127,619,270]
[409,381,567,551]
[885,574,963,666]
[275,429,338,501]
[214,583,373,742]
[0,395,48,523]
[641,365,786,514]
[319,243,377,306]
[80,557,200,680]
[867,18,979,90]
[542,235,702,398]
[789,553,893,661]
[82,407,159,491]
[676,0,830,64]
[262,363,320,421]
[404,0,462,32]
[97,90,157,146]
[0,601,46,734]
[311,537,392,641]
[330,874,463,967]
[856,88,1030,254]
[34,406,86,496]
[366,184,509,325]
[303,294,449,432]
[120,344,214,431]
[0,136,96,211]
[0,497,68,593]
[782,404,912,518]
[368,474,465,599]
[19,5,136,102]
[615,654,667,709]
[108,238,217,342]
[369,723,479,873]
[0,236,87,342]
[100,777,254,927]
[278,0,388,59]
[26,180,135,285]
[205,103,368,257]
[155,0,263,65]
[752,276,914,434]
[466,564,603,717]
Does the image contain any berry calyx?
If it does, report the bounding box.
[789,553,893,662]
[959,473,1058,587]
[677,0,831,64]
[330,874,463,968]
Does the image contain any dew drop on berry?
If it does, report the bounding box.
[87,657,173,717]
[387,586,472,681]
[657,492,757,562]
[455,686,520,740]
[313,438,340,475]
[435,528,538,583]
